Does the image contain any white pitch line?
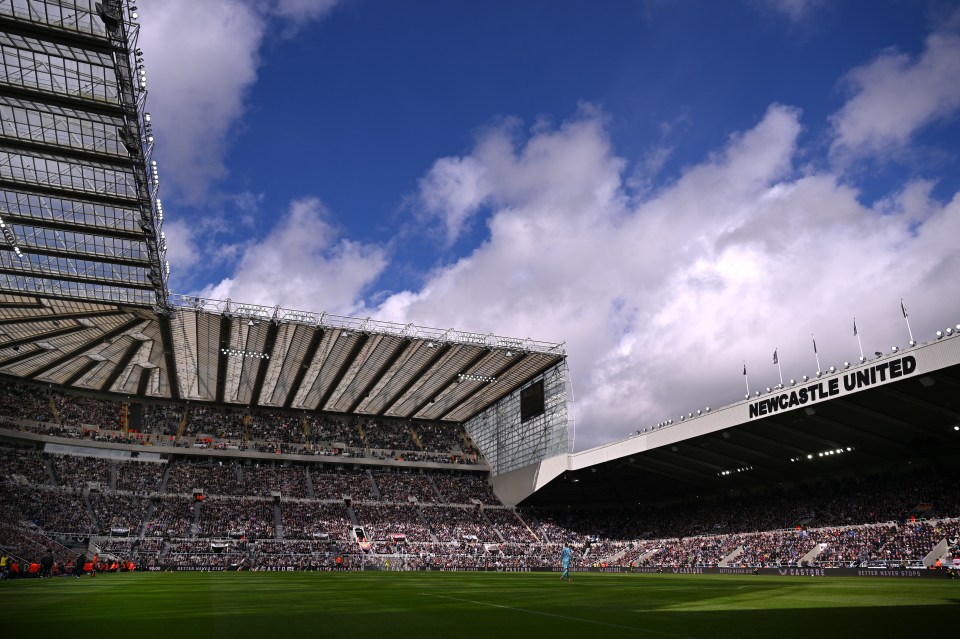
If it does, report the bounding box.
[420,592,697,639]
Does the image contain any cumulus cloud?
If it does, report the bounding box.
[138,0,342,202]
[374,105,960,450]
[831,17,960,157]
[194,198,387,315]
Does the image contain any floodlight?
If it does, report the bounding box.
[802,375,808,382]
[828,366,836,373]
[936,331,943,339]
[844,362,850,368]
[891,346,899,353]
[946,328,954,336]
[790,379,796,386]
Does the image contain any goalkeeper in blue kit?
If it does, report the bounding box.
[561,544,572,581]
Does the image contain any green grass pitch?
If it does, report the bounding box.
[2,572,956,638]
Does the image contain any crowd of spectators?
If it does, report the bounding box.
[115,461,165,493]
[361,418,417,451]
[165,462,242,496]
[51,454,111,490]
[421,506,500,542]
[280,501,351,540]
[0,445,50,484]
[0,380,54,422]
[196,498,275,539]
[433,475,500,505]
[144,497,193,537]
[311,469,373,500]
[483,508,538,543]
[56,395,119,429]
[1,484,96,534]
[243,465,309,498]
[413,421,464,452]
[89,493,150,535]
[355,504,433,542]
[373,472,439,503]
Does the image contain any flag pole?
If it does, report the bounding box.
[774,349,783,387]
[812,333,821,373]
[854,317,865,362]
[901,299,915,345]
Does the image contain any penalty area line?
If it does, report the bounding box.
[419,593,695,639]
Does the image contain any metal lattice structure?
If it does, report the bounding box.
[0,0,168,307]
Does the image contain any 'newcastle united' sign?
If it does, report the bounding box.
[749,356,917,420]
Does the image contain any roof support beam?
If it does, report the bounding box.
[0,265,153,290]
[215,315,231,404]
[0,15,115,55]
[136,367,151,397]
[0,176,139,209]
[25,316,142,380]
[0,323,91,350]
[0,135,130,169]
[99,337,141,392]
[378,343,452,416]
[0,84,124,119]
[0,346,48,368]
[412,348,494,418]
[0,309,126,326]
[62,358,100,387]
[316,334,369,411]
[282,327,324,409]
[346,338,411,414]
[0,245,151,268]
[249,320,280,407]
[438,353,529,420]
[157,311,180,401]
[463,360,562,423]
[0,209,144,242]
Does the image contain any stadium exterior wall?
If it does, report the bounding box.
[491,334,960,505]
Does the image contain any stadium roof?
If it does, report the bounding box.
[0,293,565,422]
[0,1,565,422]
[503,335,960,508]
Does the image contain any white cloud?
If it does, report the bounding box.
[138,0,265,203]
[374,105,960,450]
[831,17,960,157]
[194,198,387,315]
[753,0,826,22]
[138,0,343,203]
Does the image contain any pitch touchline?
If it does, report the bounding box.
[419,593,696,639]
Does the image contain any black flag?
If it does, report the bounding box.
[853,318,858,337]
[901,299,908,318]
[743,363,747,376]
[812,337,818,354]
[773,350,778,365]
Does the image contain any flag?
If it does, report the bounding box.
[901,299,908,318]
[812,337,818,354]
[743,363,747,376]
[773,350,778,365]
[853,318,858,337]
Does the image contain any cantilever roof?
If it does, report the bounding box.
[0,293,565,422]
[0,2,565,422]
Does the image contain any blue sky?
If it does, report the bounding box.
[140,0,960,449]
